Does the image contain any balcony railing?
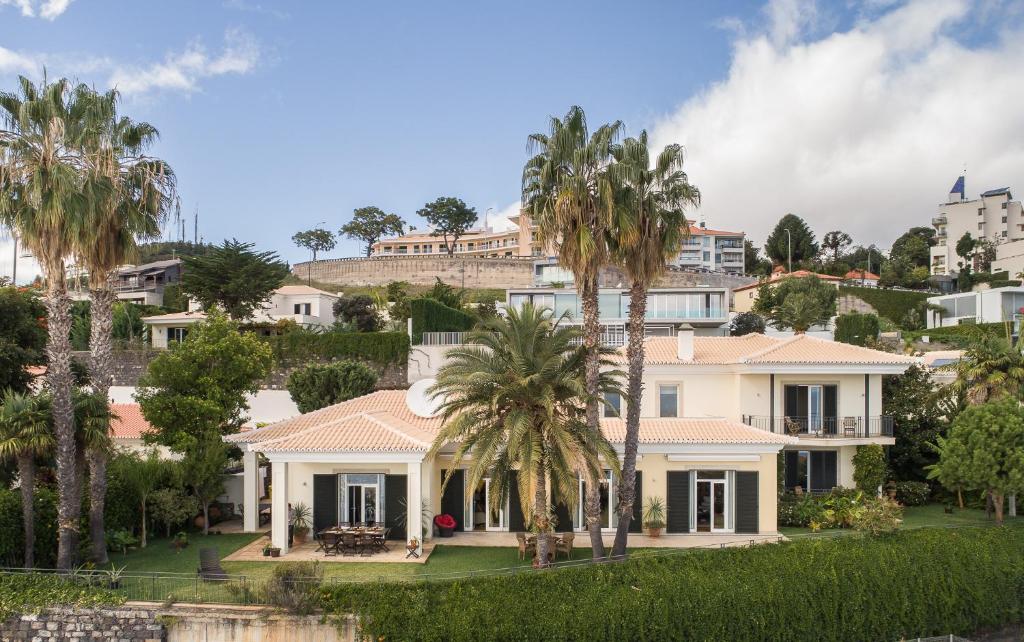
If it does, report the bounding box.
[741,415,894,438]
[932,216,947,226]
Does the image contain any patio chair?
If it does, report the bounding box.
[556,533,575,559]
[357,533,375,557]
[340,532,358,557]
[516,532,535,561]
[320,531,341,557]
[196,547,228,582]
[372,528,391,552]
[843,417,858,437]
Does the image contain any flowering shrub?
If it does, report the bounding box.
[434,514,456,530]
[894,481,931,506]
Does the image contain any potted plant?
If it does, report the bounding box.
[104,564,126,590]
[170,531,189,552]
[268,546,281,558]
[407,537,419,553]
[291,502,312,544]
[434,513,457,537]
[262,543,272,557]
[643,496,666,538]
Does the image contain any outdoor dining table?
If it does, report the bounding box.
[317,526,388,556]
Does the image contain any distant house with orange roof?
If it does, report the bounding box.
[732,267,842,312]
[844,269,880,288]
[107,403,179,460]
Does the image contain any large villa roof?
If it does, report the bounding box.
[229,389,795,454]
[630,334,916,367]
[109,403,154,439]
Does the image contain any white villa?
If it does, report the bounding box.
[143,285,339,348]
[229,329,914,556]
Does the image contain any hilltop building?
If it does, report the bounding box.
[930,177,1024,276]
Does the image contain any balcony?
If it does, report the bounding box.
[741,415,894,439]
[932,216,947,226]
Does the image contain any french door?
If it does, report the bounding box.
[577,470,614,530]
[347,480,380,524]
[694,471,731,533]
[467,477,507,531]
[784,384,838,435]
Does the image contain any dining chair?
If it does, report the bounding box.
[340,532,357,557]
[321,531,340,557]
[556,532,575,559]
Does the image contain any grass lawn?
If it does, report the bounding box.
[111,532,264,574]
[780,503,1022,539]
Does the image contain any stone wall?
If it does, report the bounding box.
[0,603,355,642]
[837,294,878,316]
[74,351,407,390]
[296,255,758,291]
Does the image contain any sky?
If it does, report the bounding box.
[2,0,1024,283]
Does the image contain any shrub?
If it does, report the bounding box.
[324,528,1024,641]
[833,312,880,346]
[410,298,475,343]
[333,295,381,332]
[0,573,124,621]
[263,329,409,366]
[852,444,888,494]
[0,487,59,568]
[147,488,199,538]
[286,360,378,413]
[852,497,903,535]
[894,481,931,506]
[265,562,324,615]
[729,312,766,336]
[838,285,931,326]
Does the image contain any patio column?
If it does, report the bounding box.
[407,460,423,553]
[242,449,259,532]
[271,461,289,553]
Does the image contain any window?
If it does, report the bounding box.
[1003,202,1009,209]
[603,392,621,418]
[978,208,985,215]
[577,470,614,529]
[293,303,311,315]
[978,222,984,230]
[658,385,678,417]
[168,327,188,343]
[1003,216,1008,223]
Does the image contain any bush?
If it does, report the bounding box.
[778,488,871,529]
[263,329,410,366]
[265,562,324,615]
[324,528,1024,641]
[0,487,59,568]
[852,497,903,535]
[410,297,475,343]
[833,312,880,346]
[333,295,381,332]
[904,322,1007,348]
[0,573,124,621]
[729,312,766,336]
[286,360,379,413]
[894,481,931,506]
[852,444,888,494]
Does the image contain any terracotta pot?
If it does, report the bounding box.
[646,527,662,538]
[269,548,281,558]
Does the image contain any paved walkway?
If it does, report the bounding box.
[224,535,434,564]
[438,530,783,549]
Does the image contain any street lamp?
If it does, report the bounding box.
[784,228,792,273]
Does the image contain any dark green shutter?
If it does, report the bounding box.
[784,450,799,490]
[811,450,837,491]
[507,471,526,531]
[312,475,338,535]
[552,484,573,533]
[784,385,800,418]
[384,474,407,541]
[667,471,690,533]
[629,472,643,533]
[440,469,465,531]
[735,471,759,534]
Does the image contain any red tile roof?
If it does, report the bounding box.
[109,403,153,439]
[618,335,916,367]
[687,224,743,236]
[845,269,880,280]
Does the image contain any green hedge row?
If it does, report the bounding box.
[833,311,880,346]
[905,322,1008,348]
[262,330,410,365]
[0,488,58,569]
[324,528,1024,641]
[410,298,475,344]
[838,286,931,325]
[0,573,124,621]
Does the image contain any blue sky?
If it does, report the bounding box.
[2,0,1024,277]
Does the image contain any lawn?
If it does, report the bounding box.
[780,503,1021,538]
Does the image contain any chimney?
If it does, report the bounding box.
[677,323,694,361]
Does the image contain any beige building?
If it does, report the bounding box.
[731,269,842,313]
[930,177,1024,276]
[673,224,746,274]
[372,212,540,258]
[230,330,912,556]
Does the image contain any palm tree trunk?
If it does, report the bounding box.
[611,281,647,557]
[88,277,116,563]
[579,274,606,559]
[534,462,550,568]
[17,455,35,568]
[88,451,109,564]
[45,271,80,571]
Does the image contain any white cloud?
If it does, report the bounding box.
[108,28,261,95]
[482,201,522,232]
[0,0,73,19]
[223,0,289,20]
[648,0,1024,249]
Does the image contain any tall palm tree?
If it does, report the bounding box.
[73,389,115,562]
[0,390,53,567]
[78,88,175,563]
[607,132,699,557]
[428,304,621,567]
[522,106,622,557]
[951,333,1024,405]
[0,76,95,569]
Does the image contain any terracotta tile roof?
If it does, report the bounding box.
[256,411,434,453]
[141,310,207,322]
[109,403,153,439]
[845,269,880,280]
[687,224,744,236]
[733,270,842,292]
[618,335,915,367]
[600,417,795,445]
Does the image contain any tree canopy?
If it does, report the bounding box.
[333,295,381,332]
[753,275,837,333]
[0,287,46,394]
[416,197,478,256]
[820,231,852,264]
[286,360,378,414]
[884,366,946,483]
[764,214,818,268]
[890,227,935,269]
[339,206,405,257]
[291,228,336,262]
[180,239,289,320]
[729,311,765,336]
[744,240,771,276]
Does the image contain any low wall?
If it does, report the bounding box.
[0,603,355,642]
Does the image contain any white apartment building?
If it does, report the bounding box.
[672,224,746,274]
[930,177,1024,276]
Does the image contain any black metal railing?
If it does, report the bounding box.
[741,415,894,438]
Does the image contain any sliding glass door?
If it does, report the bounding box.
[345,474,382,525]
[694,471,730,533]
[784,384,838,435]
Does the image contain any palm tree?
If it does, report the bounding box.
[607,132,699,557]
[73,389,115,562]
[951,333,1024,405]
[0,76,95,569]
[522,106,622,557]
[0,390,53,567]
[428,304,621,567]
[77,88,175,563]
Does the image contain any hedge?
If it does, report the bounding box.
[0,573,123,621]
[833,312,880,346]
[838,286,930,326]
[0,488,59,568]
[905,322,1008,348]
[324,528,1024,641]
[262,330,410,365]
[410,298,475,344]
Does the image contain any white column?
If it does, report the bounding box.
[242,449,259,532]
[407,460,423,552]
[271,461,289,553]
[421,459,433,541]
